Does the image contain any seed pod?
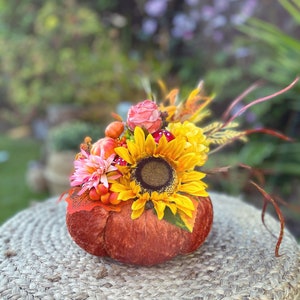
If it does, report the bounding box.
[105,121,124,139]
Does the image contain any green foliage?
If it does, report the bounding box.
[211,0,300,191]
[47,121,103,152]
[237,0,300,99]
[0,0,169,117]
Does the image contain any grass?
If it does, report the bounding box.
[0,133,49,225]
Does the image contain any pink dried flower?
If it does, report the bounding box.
[127,100,162,133]
[70,150,120,195]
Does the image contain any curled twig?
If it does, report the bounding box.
[250,180,285,257]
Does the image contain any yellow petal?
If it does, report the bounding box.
[110,181,126,192]
[177,153,199,170]
[153,201,166,220]
[164,138,185,160]
[126,140,140,161]
[155,133,168,154]
[145,133,156,155]
[176,206,193,218]
[166,202,177,215]
[134,127,146,156]
[179,181,208,196]
[131,197,147,210]
[177,197,199,232]
[131,207,144,219]
[182,170,206,182]
[118,190,136,201]
[114,147,134,164]
[186,88,200,104]
[171,193,195,211]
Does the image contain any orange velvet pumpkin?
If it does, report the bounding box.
[66,196,213,266]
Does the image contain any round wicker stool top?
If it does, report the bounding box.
[0,192,299,300]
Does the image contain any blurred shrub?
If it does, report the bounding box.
[47,121,103,152]
[0,0,169,119]
[115,0,261,88]
[238,0,300,89]
[231,0,300,178]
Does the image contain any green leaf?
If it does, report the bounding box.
[239,142,276,165]
[162,207,190,232]
[279,0,300,24]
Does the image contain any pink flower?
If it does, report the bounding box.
[70,150,120,195]
[127,100,162,133]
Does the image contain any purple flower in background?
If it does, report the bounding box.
[201,5,216,21]
[212,30,224,42]
[230,0,257,25]
[144,0,168,17]
[190,10,202,22]
[142,18,158,35]
[211,15,227,28]
[172,13,197,40]
[185,0,199,7]
[234,47,251,58]
[242,0,257,17]
[213,0,229,12]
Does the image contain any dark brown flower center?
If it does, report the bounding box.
[133,157,176,193]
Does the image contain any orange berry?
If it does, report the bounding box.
[96,183,109,195]
[109,192,121,205]
[89,188,101,201]
[100,193,110,205]
[105,121,124,139]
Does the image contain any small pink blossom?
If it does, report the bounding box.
[127,100,162,133]
[70,150,120,195]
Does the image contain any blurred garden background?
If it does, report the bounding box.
[0,0,299,240]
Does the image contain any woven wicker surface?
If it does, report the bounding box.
[0,192,299,300]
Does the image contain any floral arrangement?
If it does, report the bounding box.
[64,78,298,266]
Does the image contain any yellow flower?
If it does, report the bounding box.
[167,121,209,166]
[110,126,208,230]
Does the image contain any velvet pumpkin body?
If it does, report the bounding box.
[66,196,213,266]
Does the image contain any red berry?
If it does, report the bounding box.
[152,129,175,143]
[114,156,127,166]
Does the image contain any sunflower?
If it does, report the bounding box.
[110,126,209,231]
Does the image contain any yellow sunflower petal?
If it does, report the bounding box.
[118,190,136,201]
[155,133,168,154]
[110,181,126,192]
[177,153,199,170]
[171,193,195,212]
[132,197,147,210]
[177,197,199,232]
[166,202,177,215]
[134,126,146,156]
[126,140,140,161]
[164,138,186,160]
[181,170,206,182]
[153,200,167,220]
[114,147,134,165]
[145,133,156,155]
[179,181,208,197]
[176,206,193,218]
[131,207,145,219]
